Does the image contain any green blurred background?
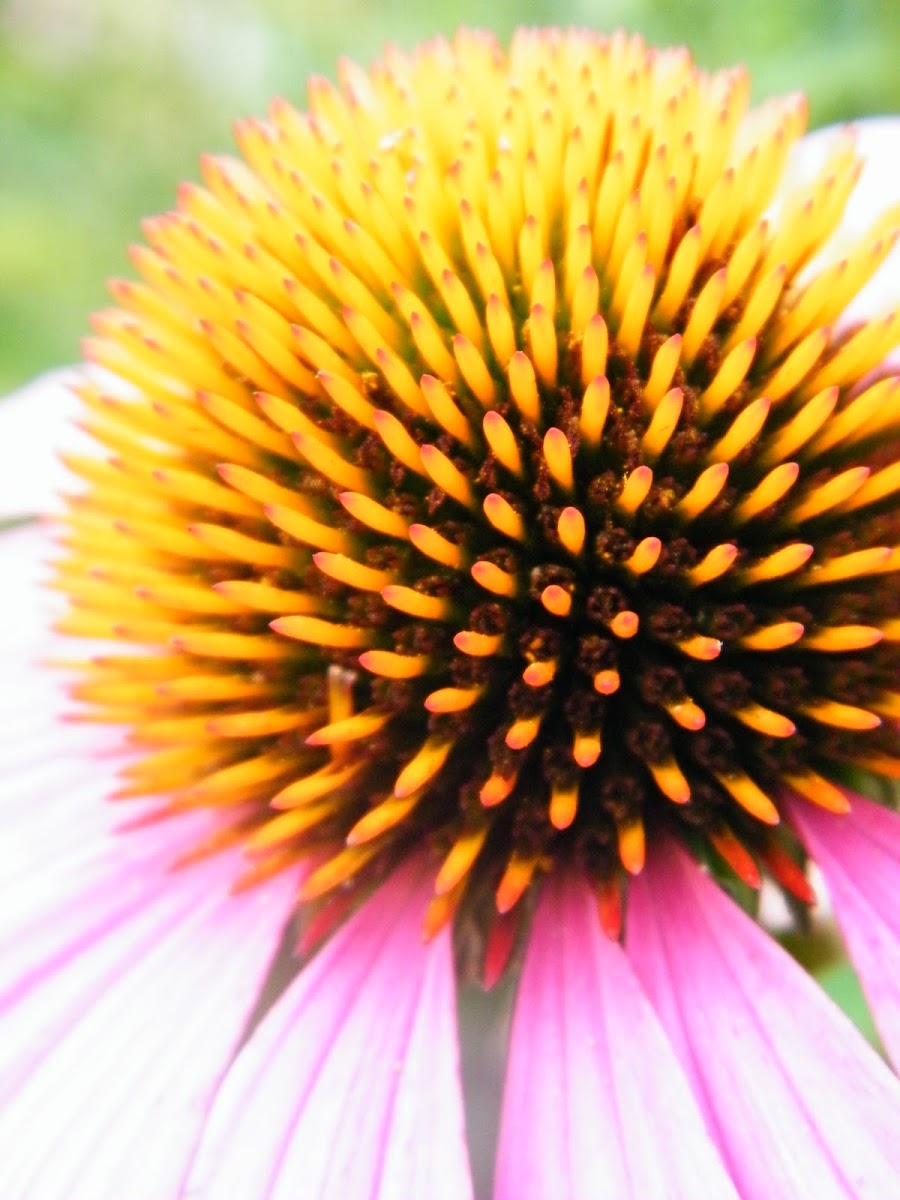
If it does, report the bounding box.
[2,0,898,395]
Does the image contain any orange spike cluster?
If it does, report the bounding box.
[60,29,900,960]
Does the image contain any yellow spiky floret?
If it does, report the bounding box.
[60,29,900,946]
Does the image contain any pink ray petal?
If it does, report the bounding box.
[787,788,900,1068]
[0,369,91,519]
[0,828,297,1200]
[184,857,473,1200]
[0,501,304,1198]
[0,524,182,897]
[627,841,900,1200]
[495,871,739,1200]
[0,522,64,658]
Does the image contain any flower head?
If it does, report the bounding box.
[61,28,900,942]
[3,27,900,1199]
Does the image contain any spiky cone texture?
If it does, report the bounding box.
[59,28,900,961]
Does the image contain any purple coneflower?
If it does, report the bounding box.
[2,27,900,1199]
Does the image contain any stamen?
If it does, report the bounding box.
[732,462,800,524]
[496,856,538,913]
[540,585,572,617]
[739,543,813,584]
[424,686,484,713]
[617,817,646,874]
[472,559,519,597]
[739,621,805,651]
[783,771,851,814]
[483,493,526,541]
[313,552,395,592]
[381,585,451,620]
[617,465,654,515]
[624,536,662,575]
[676,635,722,660]
[667,700,706,730]
[272,761,363,808]
[760,843,816,905]
[454,630,504,657]
[799,700,881,730]
[760,387,838,466]
[508,351,541,422]
[698,338,756,420]
[641,387,683,461]
[681,268,726,363]
[265,503,355,554]
[643,333,682,407]
[486,292,517,363]
[408,523,468,569]
[786,467,870,523]
[347,795,421,845]
[393,738,454,797]
[542,427,575,492]
[573,730,603,766]
[549,783,579,829]
[306,709,390,745]
[609,610,640,639]
[483,411,524,477]
[480,771,517,807]
[435,826,488,895]
[686,543,737,586]
[710,827,761,887]
[452,336,497,406]
[707,397,770,464]
[799,546,892,586]
[580,313,609,384]
[530,303,558,385]
[505,715,543,749]
[271,615,372,648]
[557,506,586,555]
[650,759,691,804]
[593,670,620,695]
[420,445,477,509]
[372,409,429,475]
[358,650,431,678]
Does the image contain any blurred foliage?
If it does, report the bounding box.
[780,925,881,1049]
[1,0,898,391]
[816,960,881,1049]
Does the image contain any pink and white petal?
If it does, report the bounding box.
[0,526,154,884]
[0,486,303,1197]
[627,843,900,1200]
[0,521,62,656]
[787,789,900,1068]
[495,872,739,1200]
[0,827,297,1200]
[787,117,900,327]
[0,369,90,519]
[184,858,472,1200]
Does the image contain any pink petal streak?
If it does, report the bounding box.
[788,788,900,1068]
[0,815,298,1200]
[0,369,90,519]
[495,871,738,1200]
[627,841,900,1200]
[183,857,473,1200]
[0,525,300,1199]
